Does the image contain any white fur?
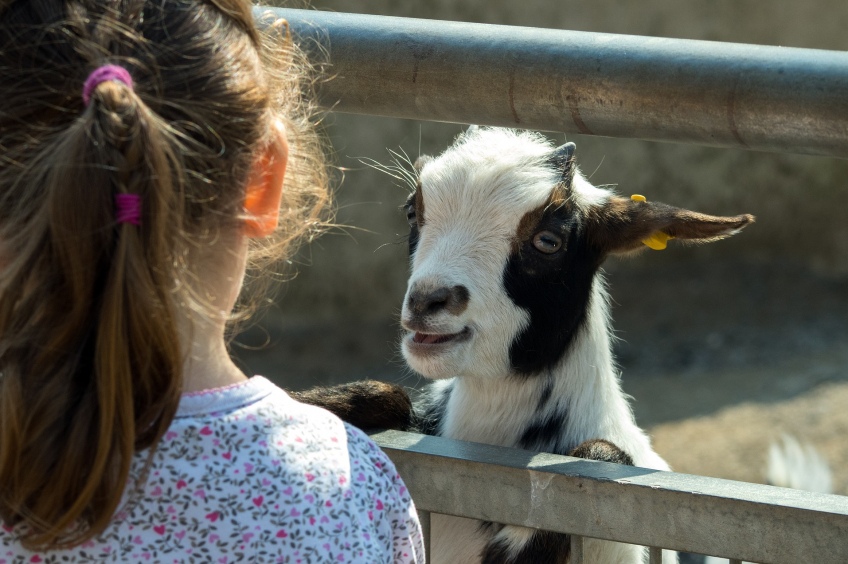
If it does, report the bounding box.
[767,435,833,494]
[571,173,611,211]
[401,128,676,564]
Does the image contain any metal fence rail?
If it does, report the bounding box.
[257,7,848,158]
[372,430,848,563]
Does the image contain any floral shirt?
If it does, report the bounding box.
[1,377,425,563]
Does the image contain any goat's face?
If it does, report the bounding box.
[400,128,593,380]
[400,127,754,381]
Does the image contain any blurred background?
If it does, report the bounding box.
[246,0,848,519]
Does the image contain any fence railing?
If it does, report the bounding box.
[257,7,848,158]
[255,6,848,562]
[371,430,848,563]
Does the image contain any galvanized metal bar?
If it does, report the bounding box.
[369,430,848,564]
[256,7,848,158]
[649,546,664,564]
[417,509,431,563]
[570,534,585,564]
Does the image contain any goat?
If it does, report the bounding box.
[397,127,754,564]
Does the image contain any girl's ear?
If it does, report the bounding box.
[243,120,289,238]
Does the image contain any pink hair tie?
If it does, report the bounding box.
[115,194,142,226]
[82,64,134,107]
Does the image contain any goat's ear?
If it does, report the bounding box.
[587,195,755,254]
[414,155,433,173]
[549,142,576,183]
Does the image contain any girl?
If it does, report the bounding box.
[0,1,424,562]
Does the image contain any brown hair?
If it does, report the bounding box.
[0,0,329,549]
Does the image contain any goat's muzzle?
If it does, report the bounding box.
[405,284,470,317]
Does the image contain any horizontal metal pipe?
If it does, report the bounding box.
[370,430,848,564]
[256,7,848,158]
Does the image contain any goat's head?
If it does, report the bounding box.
[400,127,754,380]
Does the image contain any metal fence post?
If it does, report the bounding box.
[649,546,664,564]
[570,535,585,564]
[418,509,431,562]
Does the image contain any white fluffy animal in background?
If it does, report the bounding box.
[767,434,833,494]
[704,435,833,564]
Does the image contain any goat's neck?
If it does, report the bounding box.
[443,277,640,450]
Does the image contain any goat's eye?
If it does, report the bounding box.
[405,203,417,227]
[532,230,563,254]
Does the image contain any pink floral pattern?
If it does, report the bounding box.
[1,377,425,563]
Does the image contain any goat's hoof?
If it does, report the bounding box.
[568,438,634,466]
[290,380,414,431]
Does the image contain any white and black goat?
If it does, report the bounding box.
[296,126,753,563]
[396,127,753,564]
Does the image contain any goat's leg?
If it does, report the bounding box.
[291,380,414,431]
[479,439,634,564]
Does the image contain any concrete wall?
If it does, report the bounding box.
[245,1,848,395]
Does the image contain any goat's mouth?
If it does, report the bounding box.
[412,329,468,344]
[406,327,471,350]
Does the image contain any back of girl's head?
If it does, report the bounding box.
[0,0,329,549]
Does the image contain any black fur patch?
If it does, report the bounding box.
[535,373,555,410]
[504,201,603,375]
[404,191,420,256]
[518,407,569,451]
[413,382,452,436]
[291,381,414,431]
[481,530,571,564]
[408,223,420,255]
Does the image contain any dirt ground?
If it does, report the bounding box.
[648,381,848,493]
[607,259,848,497]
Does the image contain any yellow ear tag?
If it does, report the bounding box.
[630,194,673,250]
[642,231,672,250]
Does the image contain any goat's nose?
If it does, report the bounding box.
[407,285,470,316]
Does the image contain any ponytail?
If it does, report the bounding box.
[0,75,184,548]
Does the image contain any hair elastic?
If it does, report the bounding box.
[115,194,142,226]
[82,64,134,107]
